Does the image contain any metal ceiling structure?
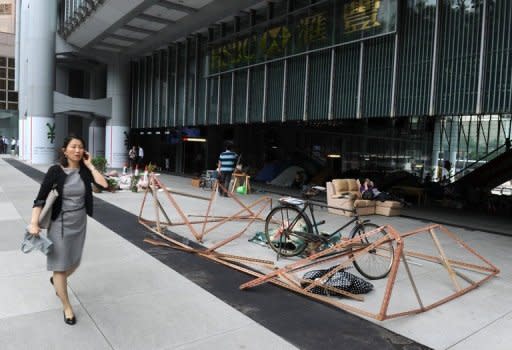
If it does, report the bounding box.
[61,0,265,59]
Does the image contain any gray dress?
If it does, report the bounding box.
[47,168,87,271]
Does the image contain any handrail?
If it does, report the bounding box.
[448,143,509,184]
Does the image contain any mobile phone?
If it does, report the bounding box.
[83,152,89,160]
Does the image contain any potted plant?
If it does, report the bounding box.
[91,156,108,173]
[91,156,108,193]
[130,175,141,192]
[107,178,119,192]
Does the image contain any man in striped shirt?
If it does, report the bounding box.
[217,143,238,196]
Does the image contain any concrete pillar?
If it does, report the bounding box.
[25,0,57,164]
[17,0,30,160]
[106,59,130,168]
[88,118,105,158]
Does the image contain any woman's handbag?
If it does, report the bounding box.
[21,231,53,255]
[39,188,58,229]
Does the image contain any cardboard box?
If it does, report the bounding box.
[191,178,201,187]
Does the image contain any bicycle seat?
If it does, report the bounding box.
[279,197,305,206]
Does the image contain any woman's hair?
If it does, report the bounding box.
[59,135,86,167]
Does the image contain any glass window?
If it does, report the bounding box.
[7,58,14,68]
[8,69,14,79]
[7,103,17,110]
[0,91,5,100]
[8,92,17,102]
[7,80,13,90]
[0,69,5,78]
[0,57,5,67]
[0,80,5,89]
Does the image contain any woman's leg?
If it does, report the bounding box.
[53,271,74,318]
[66,263,80,278]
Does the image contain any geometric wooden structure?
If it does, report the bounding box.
[239,224,500,321]
[138,174,271,244]
[137,178,499,320]
[138,173,274,269]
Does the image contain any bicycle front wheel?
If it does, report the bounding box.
[350,223,394,280]
[264,206,312,257]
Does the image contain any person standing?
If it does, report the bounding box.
[137,144,144,167]
[128,145,137,170]
[217,143,238,196]
[10,137,16,154]
[1,135,7,153]
[28,135,108,325]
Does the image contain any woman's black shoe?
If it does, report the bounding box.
[63,311,76,325]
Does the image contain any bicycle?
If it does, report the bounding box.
[199,170,217,191]
[264,188,394,280]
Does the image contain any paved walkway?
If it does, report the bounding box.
[1,155,511,349]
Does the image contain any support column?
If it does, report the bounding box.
[106,58,130,168]
[88,118,106,158]
[16,0,23,159]
[25,0,57,164]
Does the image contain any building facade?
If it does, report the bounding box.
[16,0,512,182]
[0,0,17,141]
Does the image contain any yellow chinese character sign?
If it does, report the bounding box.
[344,0,382,33]
[209,0,396,73]
[297,13,328,46]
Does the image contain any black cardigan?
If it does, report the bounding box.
[33,164,102,220]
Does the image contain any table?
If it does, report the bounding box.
[230,173,251,194]
[391,185,425,206]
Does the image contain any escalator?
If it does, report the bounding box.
[448,143,512,193]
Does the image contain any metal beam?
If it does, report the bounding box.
[137,13,175,25]
[123,24,158,35]
[158,0,198,14]
[125,0,263,56]
[97,41,131,49]
[84,0,162,50]
[107,33,141,43]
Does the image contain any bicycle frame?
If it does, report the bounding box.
[280,199,367,243]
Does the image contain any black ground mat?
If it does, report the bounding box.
[7,158,430,350]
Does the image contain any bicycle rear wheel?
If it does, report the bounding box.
[350,222,394,280]
[264,206,312,257]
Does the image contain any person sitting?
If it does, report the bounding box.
[360,178,410,206]
[292,170,306,190]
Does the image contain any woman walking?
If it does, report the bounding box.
[28,135,108,325]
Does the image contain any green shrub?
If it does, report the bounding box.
[91,156,108,173]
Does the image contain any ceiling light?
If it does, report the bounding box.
[182,137,207,142]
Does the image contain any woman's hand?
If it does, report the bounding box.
[28,223,41,236]
[83,151,93,168]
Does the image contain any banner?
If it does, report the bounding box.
[106,125,130,168]
[30,116,56,164]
